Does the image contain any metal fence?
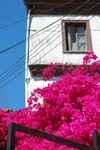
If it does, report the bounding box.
[6,122,100,150]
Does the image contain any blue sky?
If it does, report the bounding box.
[0,1,27,110]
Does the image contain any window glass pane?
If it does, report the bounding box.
[76,26,87,50]
[67,25,77,50]
[65,23,87,51]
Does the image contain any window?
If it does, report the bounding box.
[62,20,92,52]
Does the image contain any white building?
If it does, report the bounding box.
[24,0,100,106]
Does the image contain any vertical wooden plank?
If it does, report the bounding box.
[93,129,100,150]
[6,122,16,150]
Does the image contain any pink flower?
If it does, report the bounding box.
[1,53,100,149]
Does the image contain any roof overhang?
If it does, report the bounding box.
[24,0,100,15]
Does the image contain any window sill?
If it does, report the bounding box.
[63,50,93,53]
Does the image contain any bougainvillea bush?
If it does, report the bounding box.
[0,52,100,150]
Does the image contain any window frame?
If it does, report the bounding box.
[62,20,93,53]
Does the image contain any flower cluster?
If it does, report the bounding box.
[42,63,66,81]
[83,52,98,64]
[0,52,100,150]
[42,63,56,80]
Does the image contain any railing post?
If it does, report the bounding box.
[6,122,16,150]
[93,129,100,150]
